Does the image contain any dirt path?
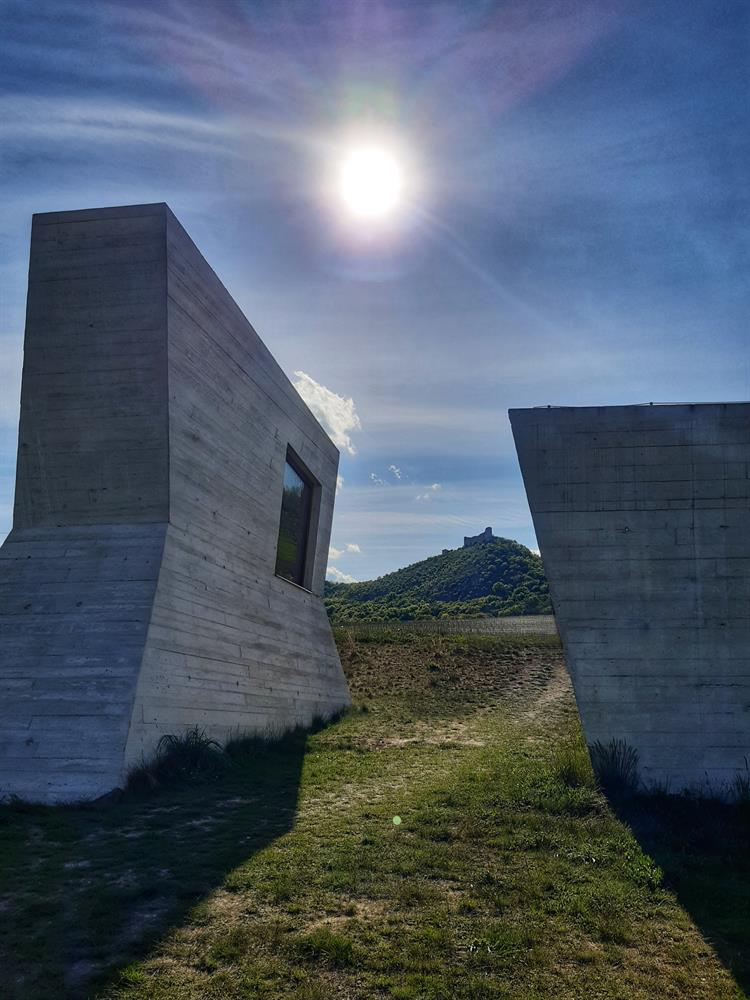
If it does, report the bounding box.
[181,643,572,931]
[521,651,572,723]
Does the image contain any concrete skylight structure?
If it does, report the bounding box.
[0,204,350,803]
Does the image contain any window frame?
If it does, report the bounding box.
[274,446,321,592]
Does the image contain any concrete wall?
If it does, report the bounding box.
[510,403,750,795]
[0,523,165,801]
[15,206,169,528]
[122,209,348,766]
[0,204,349,803]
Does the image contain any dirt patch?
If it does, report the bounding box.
[341,639,561,709]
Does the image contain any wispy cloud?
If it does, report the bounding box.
[0,96,240,157]
[416,483,442,501]
[389,464,402,479]
[345,543,361,553]
[293,371,361,455]
[336,474,344,495]
[327,566,357,584]
[369,472,385,486]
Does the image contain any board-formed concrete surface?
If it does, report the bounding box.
[0,203,350,803]
[510,403,750,795]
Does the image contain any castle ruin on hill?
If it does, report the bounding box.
[441,527,495,555]
[463,527,494,548]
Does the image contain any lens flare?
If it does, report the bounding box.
[339,147,403,219]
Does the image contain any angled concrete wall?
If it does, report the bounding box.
[511,403,750,795]
[0,203,349,803]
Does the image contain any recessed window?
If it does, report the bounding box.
[275,451,314,587]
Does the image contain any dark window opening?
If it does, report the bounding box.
[275,452,314,587]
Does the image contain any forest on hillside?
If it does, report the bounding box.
[325,537,551,623]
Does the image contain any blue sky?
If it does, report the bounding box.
[1,0,748,582]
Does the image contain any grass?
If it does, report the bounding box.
[0,632,748,999]
[589,738,641,795]
[551,737,597,790]
[124,727,228,794]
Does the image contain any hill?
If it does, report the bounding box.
[324,536,551,623]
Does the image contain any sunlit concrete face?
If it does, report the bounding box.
[0,204,350,804]
[510,403,750,796]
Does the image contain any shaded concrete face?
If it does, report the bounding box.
[510,403,750,795]
[0,204,350,803]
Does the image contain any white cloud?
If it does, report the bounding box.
[389,465,402,479]
[327,566,357,584]
[329,543,360,560]
[415,483,442,501]
[293,371,361,455]
[369,472,385,486]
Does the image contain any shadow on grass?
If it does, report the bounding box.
[611,791,750,993]
[0,725,319,999]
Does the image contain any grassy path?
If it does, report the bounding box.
[1,633,747,999]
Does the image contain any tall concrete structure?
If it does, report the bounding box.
[511,403,750,795]
[0,203,350,803]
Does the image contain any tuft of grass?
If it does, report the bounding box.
[125,714,345,797]
[730,760,750,810]
[225,713,341,760]
[294,982,329,1000]
[296,926,356,967]
[551,740,596,789]
[224,724,308,760]
[125,727,228,793]
[589,738,640,795]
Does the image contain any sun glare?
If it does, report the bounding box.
[339,147,403,219]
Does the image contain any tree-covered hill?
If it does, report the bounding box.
[325,537,551,623]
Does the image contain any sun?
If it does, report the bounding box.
[339,146,404,219]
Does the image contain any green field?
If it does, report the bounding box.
[1,631,748,999]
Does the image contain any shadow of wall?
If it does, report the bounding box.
[0,733,312,999]
[610,791,750,994]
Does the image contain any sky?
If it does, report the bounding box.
[1,0,748,583]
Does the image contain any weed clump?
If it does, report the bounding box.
[730,757,750,801]
[125,727,228,793]
[552,741,596,789]
[589,739,639,795]
[297,927,356,967]
[124,712,346,798]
